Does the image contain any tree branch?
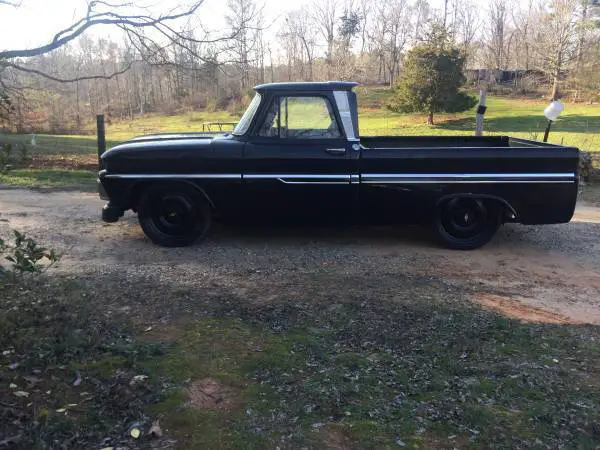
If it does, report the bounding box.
[5,61,136,83]
[0,1,205,60]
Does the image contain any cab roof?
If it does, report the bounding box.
[254,81,359,93]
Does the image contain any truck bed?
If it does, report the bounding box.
[360,135,563,149]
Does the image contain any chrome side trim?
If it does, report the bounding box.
[246,174,351,185]
[101,172,576,184]
[277,179,349,185]
[333,90,356,140]
[103,173,241,179]
[244,174,349,180]
[364,180,575,184]
[362,173,576,184]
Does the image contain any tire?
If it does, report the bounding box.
[433,197,501,250]
[137,183,211,247]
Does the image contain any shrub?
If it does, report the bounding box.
[0,230,60,277]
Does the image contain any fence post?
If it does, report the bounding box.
[97,114,106,167]
[475,89,487,137]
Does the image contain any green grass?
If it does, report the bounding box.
[0,169,95,189]
[355,86,600,151]
[2,87,599,158]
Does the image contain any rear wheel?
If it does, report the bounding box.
[137,183,211,247]
[433,197,501,250]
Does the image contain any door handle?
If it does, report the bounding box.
[325,148,346,155]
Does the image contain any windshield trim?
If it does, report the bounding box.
[232,93,261,136]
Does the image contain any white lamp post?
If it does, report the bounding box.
[543,100,564,143]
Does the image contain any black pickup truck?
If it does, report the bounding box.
[98,81,580,250]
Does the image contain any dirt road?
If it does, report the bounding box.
[1,188,600,325]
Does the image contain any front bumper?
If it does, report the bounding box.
[98,178,109,200]
[102,203,124,223]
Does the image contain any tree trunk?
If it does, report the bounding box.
[427,112,434,125]
[551,74,560,101]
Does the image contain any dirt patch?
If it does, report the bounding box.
[320,426,356,450]
[138,323,187,343]
[185,378,241,412]
[28,154,98,170]
[419,434,470,449]
[2,189,600,326]
[471,293,580,324]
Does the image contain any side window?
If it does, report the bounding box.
[257,96,342,139]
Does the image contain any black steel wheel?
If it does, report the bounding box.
[137,183,211,247]
[433,197,501,250]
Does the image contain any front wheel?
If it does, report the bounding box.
[137,183,211,247]
[433,198,501,250]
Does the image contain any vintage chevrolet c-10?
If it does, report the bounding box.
[98,81,580,249]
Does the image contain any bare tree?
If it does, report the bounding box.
[413,0,431,42]
[454,0,482,60]
[312,0,339,78]
[511,0,535,70]
[282,9,317,80]
[1,2,206,75]
[530,0,581,99]
[487,0,509,72]
[225,0,263,91]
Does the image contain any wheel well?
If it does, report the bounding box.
[128,180,215,212]
[436,194,518,221]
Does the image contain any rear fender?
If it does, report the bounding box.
[436,193,518,221]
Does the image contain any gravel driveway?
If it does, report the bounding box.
[1,188,600,325]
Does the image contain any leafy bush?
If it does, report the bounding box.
[388,31,476,125]
[0,230,59,277]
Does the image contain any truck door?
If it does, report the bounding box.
[243,94,355,223]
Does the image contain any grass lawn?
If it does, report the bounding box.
[2,274,600,449]
[1,87,599,158]
[0,169,95,190]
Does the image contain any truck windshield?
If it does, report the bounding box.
[232,93,261,136]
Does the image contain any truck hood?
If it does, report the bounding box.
[125,132,224,144]
[101,133,225,161]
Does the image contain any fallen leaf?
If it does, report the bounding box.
[149,420,163,438]
[23,376,42,385]
[130,427,141,439]
[144,326,153,332]
[9,383,17,389]
[0,434,21,447]
[56,408,66,413]
[13,391,29,398]
[8,362,19,370]
[129,375,148,386]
